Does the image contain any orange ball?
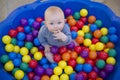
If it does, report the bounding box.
[106,42,115,48]
[41,75,50,80]
[88,15,96,24]
[62,52,71,61]
[67,15,74,20]
[70,51,78,59]
[93,30,102,38]
[68,19,76,26]
[75,36,84,44]
[89,51,97,60]
[96,77,103,80]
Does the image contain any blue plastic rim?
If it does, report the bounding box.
[0,0,120,80]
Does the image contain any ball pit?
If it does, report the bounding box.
[0,0,120,80]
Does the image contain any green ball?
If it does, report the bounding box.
[20,63,28,71]
[12,68,19,75]
[96,59,105,69]
[11,38,17,45]
[0,55,9,63]
[95,20,102,28]
[100,36,109,43]
[73,12,80,20]
[108,49,116,57]
[84,33,92,39]
[25,42,33,50]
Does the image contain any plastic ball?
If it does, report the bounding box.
[104,64,114,73]
[45,68,53,76]
[13,58,21,67]
[16,26,24,32]
[92,38,99,44]
[5,44,14,52]
[93,30,102,38]
[12,68,19,75]
[74,46,82,53]
[29,59,38,68]
[108,27,117,34]
[43,64,50,69]
[70,73,76,80]
[109,34,118,43]
[50,75,59,80]
[106,57,116,65]
[38,45,45,51]
[0,55,9,63]
[98,51,108,60]
[106,42,114,48]
[75,36,84,44]
[77,30,84,37]
[34,66,45,75]
[34,52,43,60]
[89,51,97,60]
[90,24,97,32]
[75,73,84,80]
[60,74,69,80]
[96,59,105,69]
[100,27,108,36]
[36,17,43,22]
[99,71,107,79]
[17,40,24,47]
[20,18,28,26]
[20,62,28,71]
[25,42,33,50]
[75,64,83,72]
[76,20,84,29]
[64,8,72,16]
[33,38,41,46]
[26,34,33,42]
[80,50,89,58]
[54,66,62,75]
[100,36,109,43]
[62,52,71,61]
[89,44,96,51]
[28,72,35,80]
[32,21,40,30]
[76,56,85,64]
[14,70,24,80]
[67,41,75,50]
[4,61,14,71]
[13,45,20,53]
[88,15,96,24]
[32,30,38,37]
[50,46,59,54]
[82,25,90,33]
[64,66,73,75]
[30,47,38,54]
[68,59,77,68]
[39,57,48,65]
[74,12,80,20]
[80,17,87,23]
[22,55,31,63]
[8,52,17,60]
[28,18,35,26]
[83,63,92,73]
[86,59,95,66]
[80,9,88,17]
[108,49,116,57]
[88,71,97,79]
[53,54,61,63]
[59,46,68,54]
[84,33,92,39]
[33,75,40,80]
[67,15,74,21]
[9,29,18,38]
[95,20,102,28]
[24,26,31,33]
[20,47,28,56]
[83,39,92,47]
[71,31,78,39]
[17,32,26,41]
[58,60,67,69]
[70,51,78,59]
[41,75,50,80]
[70,26,79,32]
[11,38,17,45]
[50,63,58,69]
[68,19,76,26]
[95,42,105,51]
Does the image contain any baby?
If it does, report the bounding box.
[38,6,72,63]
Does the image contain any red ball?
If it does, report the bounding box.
[74,46,82,54]
[59,46,68,54]
[70,26,78,32]
[86,58,95,66]
[83,47,90,52]
[80,17,87,23]
[28,72,35,80]
[8,29,18,37]
[36,17,43,23]
[53,54,61,63]
[79,71,88,79]
[75,20,84,29]
[98,51,108,60]
[88,71,97,79]
[29,60,38,68]
[92,38,99,44]
[16,26,24,32]
[68,59,77,68]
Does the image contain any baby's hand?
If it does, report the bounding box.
[44,45,50,53]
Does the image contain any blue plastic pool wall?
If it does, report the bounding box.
[0,0,120,80]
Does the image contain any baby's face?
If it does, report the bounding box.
[45,13,66,33]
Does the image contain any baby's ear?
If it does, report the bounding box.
[64,19,67,22]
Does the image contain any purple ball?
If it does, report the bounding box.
[93,66,100,73]
[64,8,72,16]
[50,46,59,54]
[34,66,45,76]
[20,18,28,26]
[38,45,45,51]
[32,30,38,38]
[45,68,53,76]
[99,70,107,79]
[32,21,40,30]
[67,41,75,50]
[104,64,114,73]
[33,75,41,80]
[75,73,84,80]
[80,50,88,58]
[26,34,33,41]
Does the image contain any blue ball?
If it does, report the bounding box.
[50,63,58,69]
[71,31,78,39]
[17,54,22,59]
[28,18,35,26]
[17,32,26,41]
[41,21,44,26]
[24,26,31,33]
[108,27,117,34]
[23,74,29,80]
[70,73,76,80]
[109,34,118,43]
[83,63,92,73]
[33,38,41,46]
[39,57,48,65]
[27,67,32,72]
[17,40,24,47]
[75,64,83,72]
[42,64,50,69]
[8,52,17,60]
[90,24,97,32]
[13,58,21,67]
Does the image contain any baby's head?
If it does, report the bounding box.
[44,6,66,33]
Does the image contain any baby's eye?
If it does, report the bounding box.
[50,23,54,25]
[58,22,62,24]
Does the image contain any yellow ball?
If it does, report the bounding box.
[104,48,110,53]
[64,66,73,75]
[58,60,67,69]
[76,56,85,64]
[2,35,11,44]
[106,57,116,65]
[22,55,31,63]
[89,44,96,51]
[20,47,28,56]
[84,39,92,47]
[50,75,59,80]
[5,44,14,52]
[30,47,38,54]
[77,30,84,37]
[100,27,108,35]
[82,25,90,33]
[54,66,62,75]
[13,46,20,53]
[4,61,14,71]
[60,74,69,80]
[34,52,43,60]
[80,9,88,17]
[95,42,105,51]
[14,70,24,80]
